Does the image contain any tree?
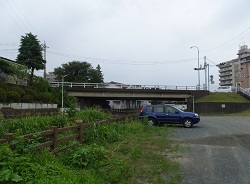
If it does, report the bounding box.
[0,58,14,74]
[94,64,104,82]
[54,61,104,83]
[10,64,29,85]
[16,33,45,85]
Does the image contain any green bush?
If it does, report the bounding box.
[67,144,107,169]
[32,76,50,93]
[75,108,111,123]
[0,88,7,102]
[10,86,25,97]
[25,88,36,97]
[0,81,8,90]
[6,91,21,103]
[37,92,53,103]
[0,144,64,183]
[22,94,33,103]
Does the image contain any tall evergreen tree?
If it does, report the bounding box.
[17,33,44,85]
[96,64,104,82]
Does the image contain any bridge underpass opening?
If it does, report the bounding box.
[76,96,188,110]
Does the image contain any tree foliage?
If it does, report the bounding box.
[32,76,50,93]
[0,58,28,84]
[16,33,44,85]
[0,58,14,74]
[54,61,104,83]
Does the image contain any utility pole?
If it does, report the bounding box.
[207,63,210,91]
[42,41,49,80]
[204,56,207,90]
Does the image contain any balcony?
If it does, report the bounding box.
[219,72,232,77]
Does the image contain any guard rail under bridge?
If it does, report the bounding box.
[50,82,208,101]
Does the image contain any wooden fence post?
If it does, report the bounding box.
[50,126,58,152]
[3,133,14,150]
[76,119,83,144]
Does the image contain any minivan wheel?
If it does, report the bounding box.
[148,118,157,126]
[183,118,193,128]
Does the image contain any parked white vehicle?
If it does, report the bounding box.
[215,86,234,92]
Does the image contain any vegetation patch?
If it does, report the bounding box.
[196,92,249,102]
[0,109,182,183]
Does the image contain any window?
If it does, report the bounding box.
[165,106,176,113]
[146,106,153,112]
[154,106,164,113]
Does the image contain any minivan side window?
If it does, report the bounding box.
[165,106,176,113]
[146,106,153,112]
[154,106,164,113]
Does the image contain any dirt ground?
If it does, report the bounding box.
[169,116,250,184]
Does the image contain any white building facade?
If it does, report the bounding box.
[217,45,250,89]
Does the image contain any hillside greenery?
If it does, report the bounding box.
[0,78,74,107]
[196,92,249,102]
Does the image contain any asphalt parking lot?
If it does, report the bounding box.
[169,116,250,184]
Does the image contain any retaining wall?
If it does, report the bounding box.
[0,103,57,109]
[195,102,250,114]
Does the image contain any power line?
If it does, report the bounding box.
[206,58,218,66]
[47,49,197,65]
[10,0,37,33]
[0,49,18,51]
[0,42,19,46]
[4,0,30,33]
[0,1,26,33]
[201,27,250,52]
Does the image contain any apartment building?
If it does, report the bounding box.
[217,45,250,89]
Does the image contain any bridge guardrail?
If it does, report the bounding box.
[50,82,204,91]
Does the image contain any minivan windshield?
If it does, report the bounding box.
[173,106,183,112]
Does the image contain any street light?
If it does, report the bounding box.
[61,75,67,112]
[191,46,200,90]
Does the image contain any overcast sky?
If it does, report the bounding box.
[1,0,250,90]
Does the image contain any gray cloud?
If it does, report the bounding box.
[0,0,250,90]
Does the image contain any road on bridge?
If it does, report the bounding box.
[169,116,250,184]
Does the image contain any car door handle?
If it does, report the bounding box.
[166,114,168,115]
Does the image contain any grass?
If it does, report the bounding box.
[0,109,183,184]
[103,123,183,184]
[195,92,250,116]
[196,92,249,102]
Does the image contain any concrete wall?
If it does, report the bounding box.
[0,103,57,109]
[0,108,60,119]
[195,102,250,114]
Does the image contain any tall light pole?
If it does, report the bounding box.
[191,46,200,90]
[61,75,67,112]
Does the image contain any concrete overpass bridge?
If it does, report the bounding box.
[50,82,209,110]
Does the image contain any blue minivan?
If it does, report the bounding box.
[139,104,200,128]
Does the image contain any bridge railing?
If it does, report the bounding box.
[49,82,204,91]
[239,87,250,97]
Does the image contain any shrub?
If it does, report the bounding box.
[0,88,7,102]
[9,86,25,97]
[0,81,8,90]
[22,94,33,103]
[6,91,21,103]
[67,144,107,169]
[32,76,50,93]
[25,88,36,97]
[36,92,53,103]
